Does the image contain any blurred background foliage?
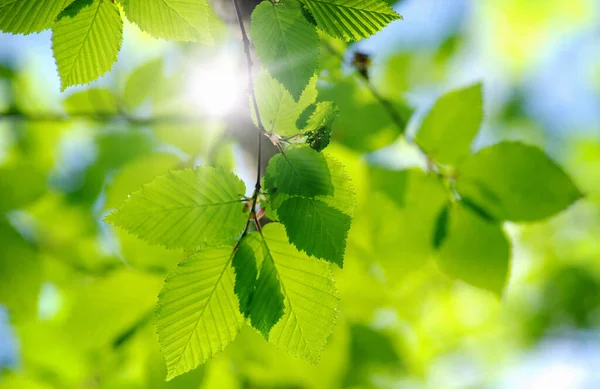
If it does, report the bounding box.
[0,0,599,388]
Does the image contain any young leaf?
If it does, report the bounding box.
[456,141,583,222]
[52,0,123,91]
[251,0,319,100]
[233,232,285,338]
[415,83,483,165]
[300,101,339,132]
[435,203,510,296]
[254,70,318,136]
[106,167,248,250]
[156,247,242,380]
[277,197,351,267]
[120,0,212,42]
[266,152,356,220]
[261,223,339,363]
[264,146,334,198]
[299,0,401,41]
[0,0,73,34]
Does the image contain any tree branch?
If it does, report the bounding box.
[231,0,265,233]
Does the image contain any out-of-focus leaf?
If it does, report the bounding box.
[318,76,412,152]
[123,58,165,111]
[435,202,510,295]
[456,141,582,222]
[63,88,118,115]
[0,164,46,212]
[65,270,162,349]
[367,168,448,278]
[415,83,483,166]
[0,220,41,323]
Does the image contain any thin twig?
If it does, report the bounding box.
[231,0,265,234]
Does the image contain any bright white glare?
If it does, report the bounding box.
[187,53,242,117]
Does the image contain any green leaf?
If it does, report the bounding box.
[367,168,448,278]
[63,88,118,115]
[254,70,318,136]
[435,202,510,295]
[251,0,319,99]
[415,83,483,165]
[266,151,355,220]
[233,232,285,338]
[318,76,412,152]
[301,101,339,132]
[261,223,339,363]
[52,0,123,91]
[299,0,401,41]
[120,0,212,42]
[106,167,248,250]
[0,220,41,322]
[123,58,165,110]
[65,270,163,349]
[278,197,350,266]
[156,247,242,380]
[456,141,583,222]
[0,164,46,212]
[264,146,334,198]
[0,0,73,34]
[104,152,181,210]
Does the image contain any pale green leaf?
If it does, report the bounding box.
[123,57,164,110]
[278,197,350,267]
[262,223,339,363]
[300,0,401,41]
[251,0,319,99]
[63,88,118,115]
[65,270,163,349]
[300,101,339,132]
[0,220,41,322]
[156,247,242,380]
[0,164,46,212]
[233,232,285,338]
[106,167,248,250]
[0,0,73,34]
[105,152,181,210]
[318,76,412,152]
[456,141,583,222]
[52,0,123,91]
[435,202,510,295]
[120,0,212,42]
[367,168,448,278]
[254,70,318,136]
[264,146,334,198]
[415,83,483,165]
